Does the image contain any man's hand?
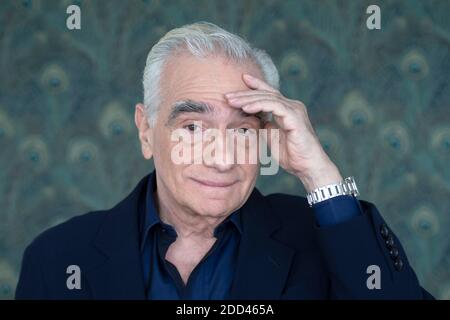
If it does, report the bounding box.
[225,73,343,192]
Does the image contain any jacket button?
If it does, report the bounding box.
[394,257,403,271]
[389,247,399,259]
[385,235,395,248]
[380,224,389,239]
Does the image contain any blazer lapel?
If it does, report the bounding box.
[83,173,294,300]
[84,175,149,299]
[230,189,295,299]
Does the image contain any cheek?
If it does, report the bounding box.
[242,163,259,178]
[236,164,259,192]
[153,125,177,157]
[152,130,181,176]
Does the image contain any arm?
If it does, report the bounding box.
[225,73,434,299]
[313,198,434,299]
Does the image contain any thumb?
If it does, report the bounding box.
[263,121,279,151]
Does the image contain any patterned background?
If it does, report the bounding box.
[0,0,449,299]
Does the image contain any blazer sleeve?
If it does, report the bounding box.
[15,241,48,299]
[314,200,435,299]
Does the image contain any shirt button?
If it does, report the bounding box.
[380,224,389,239]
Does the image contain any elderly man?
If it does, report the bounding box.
[16,22,433,300]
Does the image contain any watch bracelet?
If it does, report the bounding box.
[306,176,359,207]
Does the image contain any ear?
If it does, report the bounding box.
[135,103,154,159]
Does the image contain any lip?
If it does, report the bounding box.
[190,177,238,188]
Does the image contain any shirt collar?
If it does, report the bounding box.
[139,171,243,252]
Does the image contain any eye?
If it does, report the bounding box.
[184,123,202,132]
[235,127,253,136]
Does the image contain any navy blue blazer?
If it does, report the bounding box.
[15,173,433,299]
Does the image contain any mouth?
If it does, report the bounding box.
[190,177,238,188]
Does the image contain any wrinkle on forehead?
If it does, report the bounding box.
[159,52,263,106]
[165,98,263,127]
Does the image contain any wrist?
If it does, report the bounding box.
[297,162,343,193]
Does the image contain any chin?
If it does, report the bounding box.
[193,197,240,217]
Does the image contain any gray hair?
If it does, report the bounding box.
[142,21,280,126]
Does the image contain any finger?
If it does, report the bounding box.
[228,95,283,107]
[240,100,300,132]
[264,121,278,131]
[242,74,278,93]
[238,99,289,119]
[225,89,278,98]
[263,121,278,149]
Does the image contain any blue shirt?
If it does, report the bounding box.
[139,173,242,299]
[139,172,362,299]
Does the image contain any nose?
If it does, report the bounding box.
[202,128,235,172]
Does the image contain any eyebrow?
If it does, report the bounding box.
[166,99,265,126]
[166,99,214,125]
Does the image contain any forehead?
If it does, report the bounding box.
[159,53,263,109]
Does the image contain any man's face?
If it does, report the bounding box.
[148,53,264,218]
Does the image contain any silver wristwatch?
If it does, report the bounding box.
[306,176,359,207]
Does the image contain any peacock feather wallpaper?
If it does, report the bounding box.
[0,0,449,299]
